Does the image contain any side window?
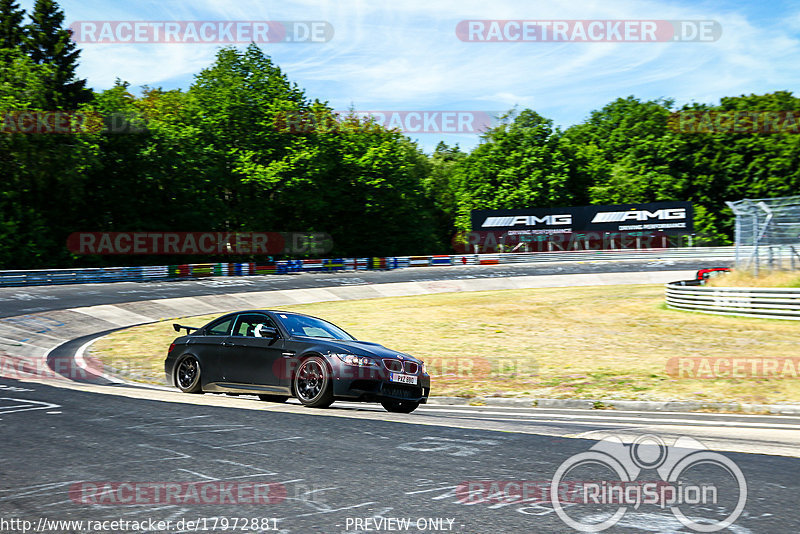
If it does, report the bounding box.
[233,314,277,338]
[206,317,234,336]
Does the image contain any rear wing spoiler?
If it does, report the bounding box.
[173,323,200,334]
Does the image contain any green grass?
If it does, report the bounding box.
[92,284,800,404]
[707,269,800,288]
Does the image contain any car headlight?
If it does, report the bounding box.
[334,354,377,367]
[420,361,427,374]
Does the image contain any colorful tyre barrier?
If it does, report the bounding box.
[3,248,736,287]
[250,262,278,275]
[430,255,452,266]
[323,258,345,271]
[451,254,478,265]
[300,259,325,272]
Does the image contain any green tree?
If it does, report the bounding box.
[0,49,100,268]
[423,141,465,243]
[451,109,579,231]
[0,0,26,52]
[24,0,91,107]
[559,93,800,244]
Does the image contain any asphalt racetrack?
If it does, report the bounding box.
[0,258,723,318]
[3,258,800,533]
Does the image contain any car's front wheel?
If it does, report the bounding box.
[258,394,289,403]
[294,356,334,408]
[381,400,420,413]
[175,355,202,393]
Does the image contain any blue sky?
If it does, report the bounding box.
[19,0,800,152]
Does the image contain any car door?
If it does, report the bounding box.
[220,313,288,392]
[186,315,235,384]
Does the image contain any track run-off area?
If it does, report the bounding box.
[2,259,799,533]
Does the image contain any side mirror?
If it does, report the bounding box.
[254,325,278,338]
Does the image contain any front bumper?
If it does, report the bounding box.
[330,363,430,403]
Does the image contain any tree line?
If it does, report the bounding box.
[1,0,799,269]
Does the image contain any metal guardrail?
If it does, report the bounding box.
[665,282,800,320]
[495,247,739,264]
[0,247,737,288]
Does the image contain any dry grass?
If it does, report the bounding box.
[706,269,800,288]
[92,285,800,403]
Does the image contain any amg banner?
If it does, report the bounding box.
[471,201,694,235]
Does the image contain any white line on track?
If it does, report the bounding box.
[422,404,800,419]
[414,408,800,429]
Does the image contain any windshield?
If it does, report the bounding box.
[276,313,355,340]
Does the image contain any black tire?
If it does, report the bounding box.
[294,356,334,408]
[175,355,202,393]
[258,394,289,403]
[381,400,420,413]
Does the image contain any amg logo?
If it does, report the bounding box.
[481,214,572,227]
[591,208,686,223]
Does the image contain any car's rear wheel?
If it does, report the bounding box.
[258,394,289,403]
[381,400,420,413]
[175,355,202,393]
[294,356,333,408]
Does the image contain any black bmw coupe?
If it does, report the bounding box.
[165,310,430,413]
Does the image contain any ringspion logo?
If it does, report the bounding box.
[69,21,334,43]
[551,435,747,532]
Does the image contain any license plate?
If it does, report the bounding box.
[389,373,418,385]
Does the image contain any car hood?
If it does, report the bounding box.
[315,339,422,363]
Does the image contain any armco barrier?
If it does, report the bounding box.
[452,254,478,265]
[300,259,325,272]
[0,247,737,288]
[665,282,800,320]
[393,257,410,269]
[496,247,739,264]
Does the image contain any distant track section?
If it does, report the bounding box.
[0,246,736,287]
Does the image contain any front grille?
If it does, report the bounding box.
[382,358,420,374]
[381,383,422,400]
[382,359,403,372]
